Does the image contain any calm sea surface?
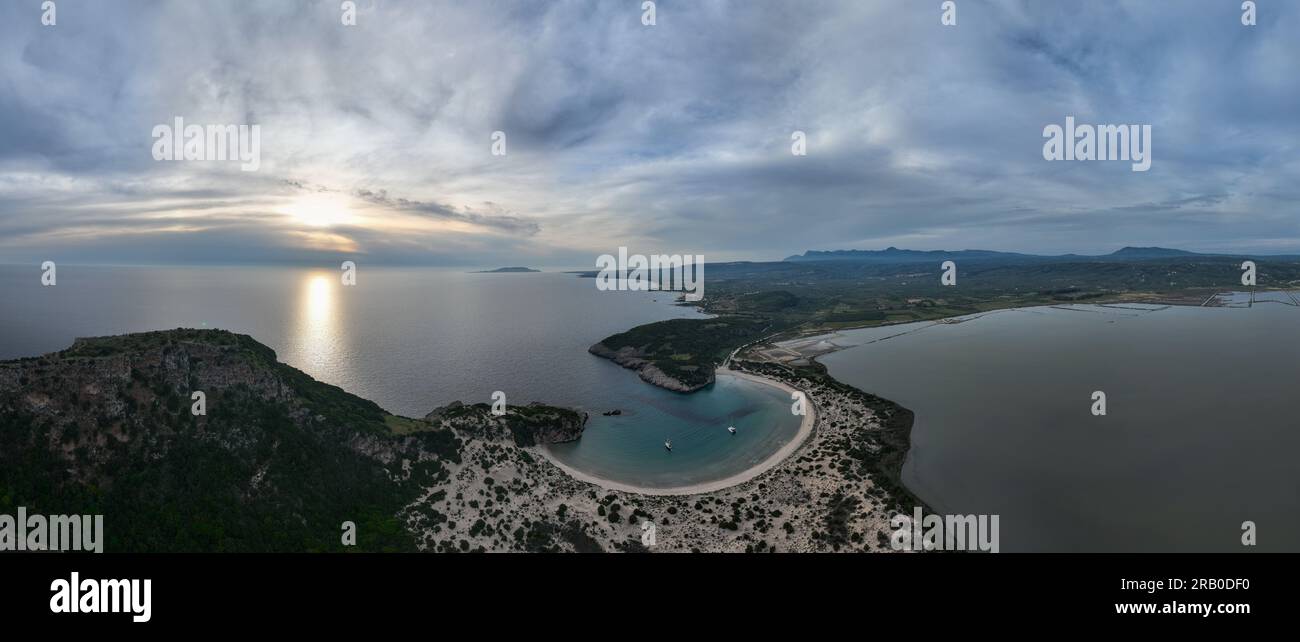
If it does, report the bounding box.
[14,265,1289,532]
[0,265,802,490]
[818,302,1300,552]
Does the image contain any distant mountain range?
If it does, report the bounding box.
[473,266,540,273]
[1105,246,1201,259]
[784,246,1236,263]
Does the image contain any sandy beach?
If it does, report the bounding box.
[537,367,817,496]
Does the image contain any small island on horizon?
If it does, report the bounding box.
[473,266,541,273]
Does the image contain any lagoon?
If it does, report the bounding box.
[817,302,1300,552]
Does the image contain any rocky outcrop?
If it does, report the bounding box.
[637,363,710,393]
[587,342,647,368]
[511,403,587,446]
[587,342,713,392]
[423,400,464,421]
[423,400,587,447]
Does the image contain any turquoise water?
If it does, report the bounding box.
[0,265,799,489]
[546,373,802,489]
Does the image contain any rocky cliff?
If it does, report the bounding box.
[587,342,713,393]
[423,400,586,446]
[0,329,585,552]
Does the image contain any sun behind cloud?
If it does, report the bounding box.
[280,193,357,228]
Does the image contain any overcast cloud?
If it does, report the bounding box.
[1,0,1298,267]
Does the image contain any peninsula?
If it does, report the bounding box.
[584,247,1300,393]
[0,329,918,552]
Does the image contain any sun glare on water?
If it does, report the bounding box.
[305,274,334,323]
[288,273,348,383]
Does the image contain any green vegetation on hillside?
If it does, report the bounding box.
[588,255,1300,387]
[592,316,771,388]
[0,329,574,552]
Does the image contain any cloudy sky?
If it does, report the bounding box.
[2,0,1298,267]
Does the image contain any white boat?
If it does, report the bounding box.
[728,426,737,434]
[664,438,672,451]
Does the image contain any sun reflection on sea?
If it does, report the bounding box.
[289,272,346,382]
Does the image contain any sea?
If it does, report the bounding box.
[0,265,803,490]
